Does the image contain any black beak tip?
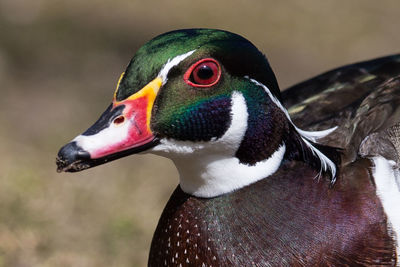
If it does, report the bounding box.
[56,142,90,173]
[56,137,160,173]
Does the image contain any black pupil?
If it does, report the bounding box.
[197,65,214,80]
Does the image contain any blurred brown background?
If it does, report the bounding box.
[0,0,399,266]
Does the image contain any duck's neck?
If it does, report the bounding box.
[151,87,339,197]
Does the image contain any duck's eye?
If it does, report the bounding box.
[184,58,221,87]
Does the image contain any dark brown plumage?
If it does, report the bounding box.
[149,159,396,266]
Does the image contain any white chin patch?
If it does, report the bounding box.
[151,91,286,198]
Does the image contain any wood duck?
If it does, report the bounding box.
[56,29,400,266]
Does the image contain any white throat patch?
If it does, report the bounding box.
[151,91,286,198]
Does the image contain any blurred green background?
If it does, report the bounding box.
[0,0,399,266]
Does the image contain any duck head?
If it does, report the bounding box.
[57,29,338,197]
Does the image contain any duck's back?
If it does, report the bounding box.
[282,55,400,266]
[283,55,400,164]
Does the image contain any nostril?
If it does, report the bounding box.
[113,115,125,125]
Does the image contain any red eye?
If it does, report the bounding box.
[184,58,221,87]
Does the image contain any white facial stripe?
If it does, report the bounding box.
[247,77,337,179]
[73,120,130,157]
[151,91,286,198]
[372,156,400,263]
[158,50,196,85]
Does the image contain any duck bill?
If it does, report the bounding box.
[56,77,162,172]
